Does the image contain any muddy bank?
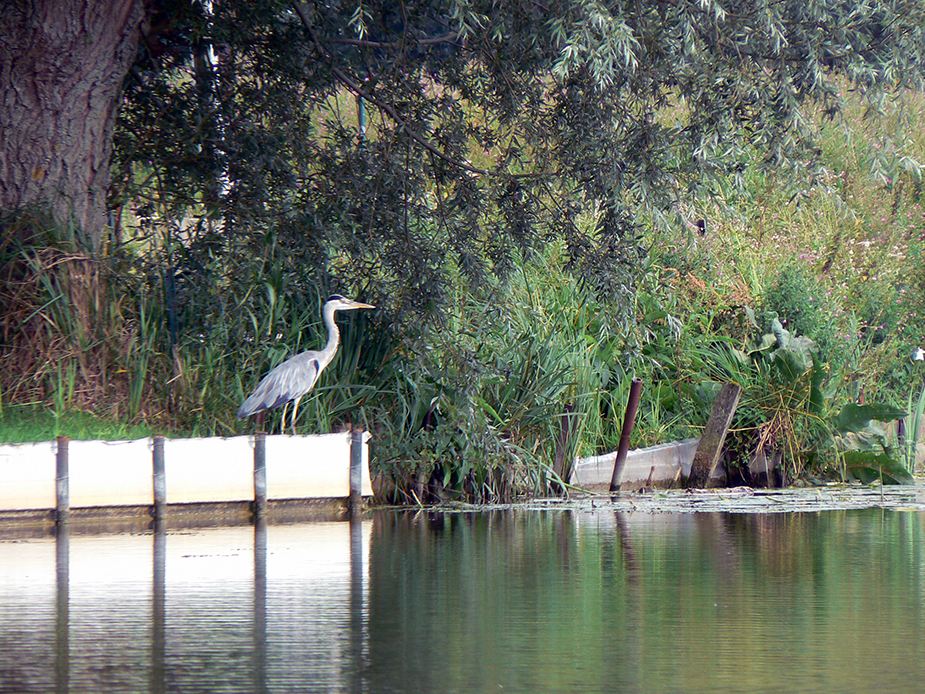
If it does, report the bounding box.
[451,483,925,514]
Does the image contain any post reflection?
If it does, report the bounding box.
[21,518,370,694]
[613,511,642,692]
[347,515,365,694]
[253,517,268,694]
[55,524,69,694]
[150,522,165,694]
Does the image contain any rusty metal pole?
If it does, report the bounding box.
[55,436,70,525]
[609,378,643,492]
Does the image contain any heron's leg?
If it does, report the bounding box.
[279,403,289,435]
[291,395,303,436]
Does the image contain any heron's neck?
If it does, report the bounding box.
[321,303,341,360]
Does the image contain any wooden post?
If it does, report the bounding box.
[348,429,364,518]
[610,378,643,492]
[253,432,267,519]
[688,382,742,488]
[152,435,166,520]
[55,436,70,525]
[552,403,575,489]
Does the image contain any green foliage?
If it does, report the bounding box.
[692,319,822,482]
[644,79,925,487]
[842,450,913,485]
[761,264,847,364]
[112,0,925,324]
[902,380,925,472]
[363,246,636,501]
[690,309,914,484]
[826,402,911,484]
[831,403,908,436]
[688,83,925,399]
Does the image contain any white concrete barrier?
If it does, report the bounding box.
[0,432,372,513]
[0,441,57,510]
[164,436,256,504]
[69,439,155,507]
[266,432,373,499]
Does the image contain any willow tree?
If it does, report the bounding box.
[109,0,925,318]
[0,0,144,251]
[3,0,923,302]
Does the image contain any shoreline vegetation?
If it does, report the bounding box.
[3,69,925,500]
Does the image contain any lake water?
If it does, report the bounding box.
[1,507,924,694]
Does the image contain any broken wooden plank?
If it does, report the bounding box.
[552,403,576,485]
[687,382,742,488]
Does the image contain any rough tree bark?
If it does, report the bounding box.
[0,0,144,252]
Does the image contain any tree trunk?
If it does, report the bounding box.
[0,0,144,253]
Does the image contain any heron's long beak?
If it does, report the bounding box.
[349,300,375,309]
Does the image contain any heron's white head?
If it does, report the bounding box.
[326,294,375,312]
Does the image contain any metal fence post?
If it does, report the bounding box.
[253,432,267,519]
[152,435,166,520]
[55,436,70,525]
[348,429,364,518]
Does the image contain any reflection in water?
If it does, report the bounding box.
[1,509,924,693]
[151,525,165,694]
[55,526,68,694]
[253,518,267,694]
[347,517,365,694]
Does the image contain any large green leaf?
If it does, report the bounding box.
[843,450,914,485]
[808,366,826,416]
[771,336,817,384]
[770,318,792,350]
[832,403,907,435]
[747,332,778,356]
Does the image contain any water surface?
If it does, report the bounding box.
[1,508,923,693]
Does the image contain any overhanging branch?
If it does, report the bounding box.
[291,2,488,177]
[329,32,460,49]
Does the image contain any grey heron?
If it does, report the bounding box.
[237,294,375,434]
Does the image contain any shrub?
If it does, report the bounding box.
[761,263,851,368]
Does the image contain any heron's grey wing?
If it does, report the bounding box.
[237,352,322,418]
